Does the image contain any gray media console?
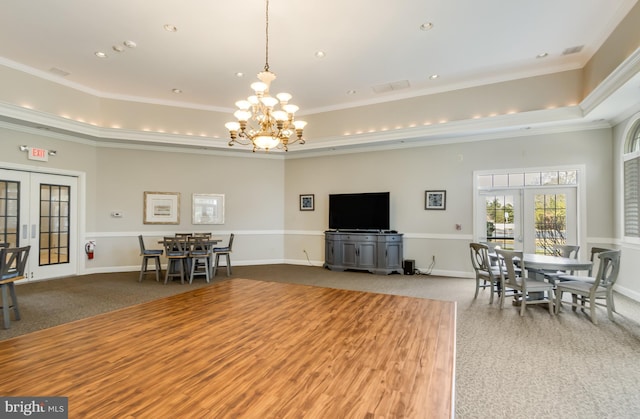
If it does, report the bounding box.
[323,231,404,275]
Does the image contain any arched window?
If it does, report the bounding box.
[623,116,640,237]
[625,118,640,153]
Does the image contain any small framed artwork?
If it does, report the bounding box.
[144,192,180,224]
[192,193,225,224]
[300,194,315,211]
[425,190,446,210]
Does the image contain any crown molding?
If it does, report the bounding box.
[1,99,610,159]
[581,47,640,117]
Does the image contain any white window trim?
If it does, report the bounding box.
[621,112,640,245]
[473,165,586,256]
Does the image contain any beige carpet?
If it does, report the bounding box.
[2,264,640,418]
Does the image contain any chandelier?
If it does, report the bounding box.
[225,0,307,152]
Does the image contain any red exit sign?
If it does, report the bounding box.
[28,147,49,161]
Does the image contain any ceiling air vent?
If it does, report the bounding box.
[372,80,410,94]
[49,67,70,77]
[562,45,584,55]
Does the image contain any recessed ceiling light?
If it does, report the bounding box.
[123,40,137,48]
[315,51,326,58]
[536,52,549,58]
[420,22,434,31]
[235,72,244,78]
[429,74,439,80]
[172,88,182,94]
[94,51,107,58]
[112,45,125,53]
[164,24,178,32]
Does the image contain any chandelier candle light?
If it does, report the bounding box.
[226,0,307,152]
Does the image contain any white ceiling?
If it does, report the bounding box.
[0,0,639,153]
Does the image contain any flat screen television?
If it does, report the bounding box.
[329,192,390,231]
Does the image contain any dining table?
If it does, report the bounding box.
[489,251,594,303]
[522,253,593,274]
[520,253,593,302]
[158,237,223,279]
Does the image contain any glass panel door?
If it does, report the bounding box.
[478,190,522,250]
[30,172,77,279]
[0,171,28,248]
[523,188,577,254]
[0,169,77,281]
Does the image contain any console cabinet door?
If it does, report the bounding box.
[342,242,358,267]
[325,234,342,266]
[378,234,403,271]
[385,242,403,270]
[357,242,377,268]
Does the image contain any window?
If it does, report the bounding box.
[476,167,580,254]
[623,117,640,237]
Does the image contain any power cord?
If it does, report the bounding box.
[415,256,435,275]
[303,249,313,266]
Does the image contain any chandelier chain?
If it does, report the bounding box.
[264,0,270,72]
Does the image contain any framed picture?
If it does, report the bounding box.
[425,190,446,210]
[144,192,180,224]
[300,194,315,211]
[192,193,225,224]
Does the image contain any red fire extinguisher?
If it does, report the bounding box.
[85,241,95,260]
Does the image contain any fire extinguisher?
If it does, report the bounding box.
[85,241,95,260]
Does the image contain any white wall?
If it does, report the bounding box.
[2,123,633,300]
[283,127,617,277]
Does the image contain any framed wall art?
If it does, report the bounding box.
[300,194,315,211]
[143,192,180,224]
[192,193,225,224]
[425,190,446,210]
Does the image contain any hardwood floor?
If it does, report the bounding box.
[0,279,456,418]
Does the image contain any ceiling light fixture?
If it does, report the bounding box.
[420,22,434,31]
[225,0,306,152]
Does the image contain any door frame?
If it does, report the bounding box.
[473,165,587,259]
[0,161,86,279]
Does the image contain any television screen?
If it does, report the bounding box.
[329,192,390,231]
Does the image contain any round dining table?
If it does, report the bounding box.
[522,253,593,272]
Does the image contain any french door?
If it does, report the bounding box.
[0,169,78,281]
[523,188,577,254]
[477,187,577,254]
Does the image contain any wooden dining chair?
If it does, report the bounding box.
[469,243,502,304]
[555,250,621,324]
[0,245,31,329]
[212,234,234,277]
[542,244,580,284]
[138,235,163,282]
[188,235,211,284]
[163,237,188,284]
[496,249,555,316]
